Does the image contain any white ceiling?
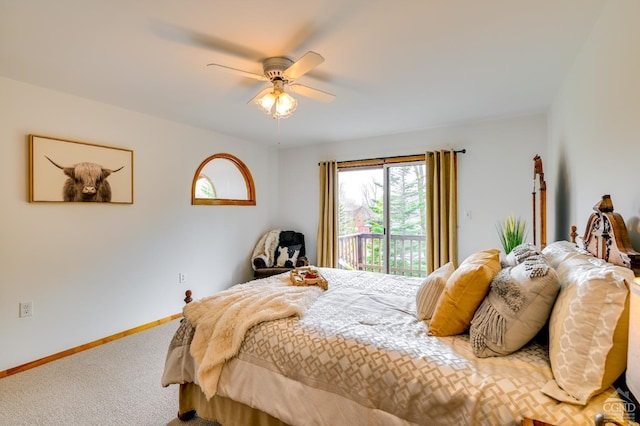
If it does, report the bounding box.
[0,0,606,146]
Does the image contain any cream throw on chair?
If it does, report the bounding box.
[250,229,282,271]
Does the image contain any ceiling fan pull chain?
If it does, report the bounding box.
[277,117,281,144]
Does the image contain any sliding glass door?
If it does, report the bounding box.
[338,161,426,277]
[337,167,385,272]
[386,162,427,276]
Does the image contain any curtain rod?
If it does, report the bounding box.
[319,149,466,167]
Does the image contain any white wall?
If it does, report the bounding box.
[0,77,276,371]
[277,114,548,263]
[548,0,640,250]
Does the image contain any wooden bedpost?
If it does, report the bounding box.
[178,290,197,421]
[570,225,578,244]
[532,176,537,247]
[532,155,547,249]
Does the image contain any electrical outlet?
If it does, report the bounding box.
[178,273,186,283]
[19,301,33,318]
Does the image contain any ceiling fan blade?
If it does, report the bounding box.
[207,63,268,81]
[289,84,335,103]
[283,51,325,81]
[151,23,265,62]
[247,86,274,105]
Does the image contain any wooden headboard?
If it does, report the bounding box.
[578,194,640,275]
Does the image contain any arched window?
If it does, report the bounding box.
[191,153,255,206]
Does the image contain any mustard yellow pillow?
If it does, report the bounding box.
[429,249,501,336]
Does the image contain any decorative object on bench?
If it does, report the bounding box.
[289,266,328,290]
[251,229,309,278]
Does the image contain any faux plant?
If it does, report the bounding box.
[497,214,527,254]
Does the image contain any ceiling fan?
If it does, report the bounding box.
[207,51,335,119]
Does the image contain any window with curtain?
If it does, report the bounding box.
[319,151,461,275]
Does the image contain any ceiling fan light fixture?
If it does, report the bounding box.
[273,92,297,119]
[255,79,297,119]
[256,92,277,114]
[210,51,335,119]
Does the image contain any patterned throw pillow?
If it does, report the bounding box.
[416,262,455,321]
[429,249,501,336]
[275,245,301,268]
[503,242,540,267]
[541,254,633,405]
[470,252,560,357]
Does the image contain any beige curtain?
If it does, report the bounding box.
[426,150,458,273]
[316,160,338,267]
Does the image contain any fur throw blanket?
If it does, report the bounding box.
[184,277,323,399]
[250,229,281,270]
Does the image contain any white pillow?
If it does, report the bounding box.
[541,240,590,268]
[541,255,633,405]
[416,262,454,321]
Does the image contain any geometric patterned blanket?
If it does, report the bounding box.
[234,268,623,425]
[164,268,626,425]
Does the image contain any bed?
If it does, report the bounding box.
[162,194,640,425]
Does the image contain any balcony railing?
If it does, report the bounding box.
[338,233,427,277]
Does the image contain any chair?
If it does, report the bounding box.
[251,230,309,279]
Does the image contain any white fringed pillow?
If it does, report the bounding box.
[503,242,541,267]
[470,251,560,357]
[541,255,633,405]
[416,262,455,321]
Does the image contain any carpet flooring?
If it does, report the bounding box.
[0,319,219,426]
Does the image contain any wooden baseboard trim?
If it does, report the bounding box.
[0,313,182,379]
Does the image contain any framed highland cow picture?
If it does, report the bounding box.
[29,134,134,204]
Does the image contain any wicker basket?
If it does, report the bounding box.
[289,267,328,290]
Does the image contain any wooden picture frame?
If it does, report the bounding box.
[29,134,134,204]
